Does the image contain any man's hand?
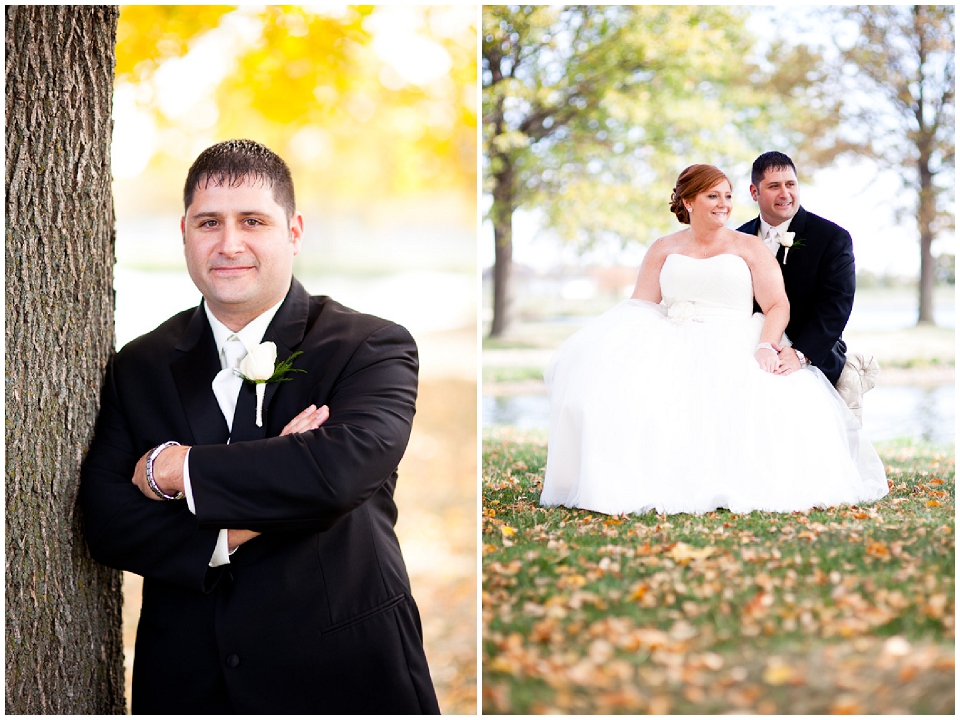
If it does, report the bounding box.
[132,405,329,561]
[281,404,329,436]
[133,444,190,500]
[225,405,330,551]
[776,347,803,376]
[227,529,261,551]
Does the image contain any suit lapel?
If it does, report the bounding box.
[227,279,312,442]
[787,205,808,236]
[171,304,231,446]
[781,206,809,272]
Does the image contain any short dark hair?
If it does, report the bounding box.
[183,139,296,219]
[750,151,797,188]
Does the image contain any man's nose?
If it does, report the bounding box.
[219,224,244,255]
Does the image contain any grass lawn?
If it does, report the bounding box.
[482,429,955,714]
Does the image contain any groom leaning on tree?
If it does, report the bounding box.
[79,139,439,713]
[737,150,878,422]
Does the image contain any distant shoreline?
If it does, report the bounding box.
[483,364,955,397]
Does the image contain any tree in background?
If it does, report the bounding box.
[482,6,817,337]
[5,6,124,713]
[826,6,954,325]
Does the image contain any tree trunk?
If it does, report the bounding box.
[916,160,937,325]
[490,157,514,338]
[5,6,124,714]
[914,7,938,326]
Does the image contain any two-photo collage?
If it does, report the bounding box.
[5,4,955,715]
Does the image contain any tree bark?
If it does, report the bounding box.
[490,156,514,338]
[5,5,124,713]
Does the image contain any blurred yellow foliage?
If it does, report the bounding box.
[115,6,236,83]
[114,5,476,207]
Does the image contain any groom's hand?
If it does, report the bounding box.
[227,405,329,550]
[132,444,189,500]
[280,404,329,435]
[776,348,803,376]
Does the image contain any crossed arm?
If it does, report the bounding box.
[131,404,330,550]
[80,322,418,590]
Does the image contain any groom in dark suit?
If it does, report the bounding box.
[80,139,439,713]
[737,151,877,419]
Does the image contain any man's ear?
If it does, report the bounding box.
[180,216,186,242]
[289,212,304,256]
[749,184,759,202]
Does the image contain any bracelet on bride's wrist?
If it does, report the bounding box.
[756,342,777,354]
[146,441,184,500]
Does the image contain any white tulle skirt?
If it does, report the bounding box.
[540,300,888,516]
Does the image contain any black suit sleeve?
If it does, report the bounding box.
[187,323,418,533]
[79,356,223,592]
[790,226,855,370]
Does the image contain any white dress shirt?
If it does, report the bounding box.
[181,299,284,567]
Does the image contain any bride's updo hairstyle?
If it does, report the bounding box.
[669,164,731,224]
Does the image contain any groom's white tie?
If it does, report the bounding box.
[211,334,246,433]
[764,228,781,255]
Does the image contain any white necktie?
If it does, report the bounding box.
[211,335,247,433]
[764,228,781,256]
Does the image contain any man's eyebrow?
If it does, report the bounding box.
[190,210,272,218]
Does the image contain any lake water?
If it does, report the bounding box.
[483,385,956,445]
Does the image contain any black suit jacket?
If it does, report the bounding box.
[738,206,855,385]
[80,279,439,714]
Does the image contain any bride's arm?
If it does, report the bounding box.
[746,240,790,373]
[630,238,668,302]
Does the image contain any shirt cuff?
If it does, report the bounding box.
[182,448,196,514]
[209,529,233,567]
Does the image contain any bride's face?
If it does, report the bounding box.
[690,180,732,227]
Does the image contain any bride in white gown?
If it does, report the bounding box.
[540,164,888,516]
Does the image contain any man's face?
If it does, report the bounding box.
[182,177,303,330]
[750,166,800,227]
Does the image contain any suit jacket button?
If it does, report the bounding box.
[226,654,241,668]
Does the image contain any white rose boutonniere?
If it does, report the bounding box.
[237,341,306,427]
[666,300,702,323]
[780,232,805,265]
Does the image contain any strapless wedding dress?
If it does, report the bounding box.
[540,254,888,515]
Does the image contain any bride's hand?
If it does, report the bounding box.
[754,347,780,374]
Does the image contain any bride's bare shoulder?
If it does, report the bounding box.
[648,231,686,258]
[728,227,761,244]
[728,229,766,255]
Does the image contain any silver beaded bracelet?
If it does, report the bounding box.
[756,342,777,354]
[146,441,184,500]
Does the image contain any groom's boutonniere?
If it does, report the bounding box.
[237,342,306,427]
[780,232,805,264]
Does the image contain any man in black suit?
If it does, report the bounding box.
[80,139,440,713]
[737,151,878,421]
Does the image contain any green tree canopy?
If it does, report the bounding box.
[482,5,820,336]
[760,5,954,324]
